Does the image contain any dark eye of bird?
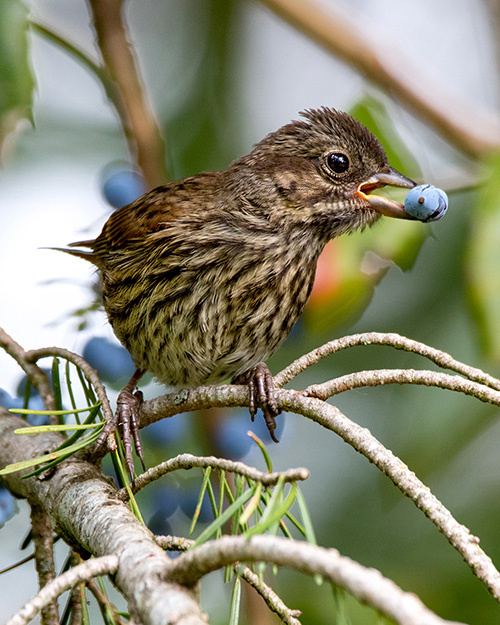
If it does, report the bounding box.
[326,152,350,175]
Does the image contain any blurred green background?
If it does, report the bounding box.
[2,0,500,623]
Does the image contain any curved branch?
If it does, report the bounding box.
[280,391,500,601]
[135,385,500,600]
[154,535,302,624]
[0,411,207,625]
[0,327,56,413]
[259,0,500,159]
[25,346,114,424]
[303,368,500,405]
[120,453,309,499]
[275,332,500,390]
[6,555,119,625]
[168,535,465,625]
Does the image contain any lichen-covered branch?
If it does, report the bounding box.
[281,391,500,601]
[0,411,207,625]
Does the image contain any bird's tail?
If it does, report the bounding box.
[43,240,96,263]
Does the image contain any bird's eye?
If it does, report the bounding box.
[326,152,350,175]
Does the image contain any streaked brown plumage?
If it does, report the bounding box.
[62,107,415,472]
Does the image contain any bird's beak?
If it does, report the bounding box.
[355,166,416,219]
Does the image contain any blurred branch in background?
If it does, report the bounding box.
[86,0,168,187]
[260,0,500,159]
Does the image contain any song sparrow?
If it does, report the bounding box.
[61,107,416,474]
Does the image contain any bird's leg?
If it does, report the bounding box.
[234,362,281,443]
[95,368,145,479]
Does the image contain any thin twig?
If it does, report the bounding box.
[238,565,302,625]
[155,535,195,551]
[86,578,126,625]
[30,504,59,625]
[154,535,301,625]
[167,535,465,625]
[25,346,114,424]
[67,554,82,625]
[86,0,168,187]
[6,555,119,625]
[259,0,500,159]
[0,327,56,414]
[303,368,500,406]
[119,453,309,499]
[275,331,500,390]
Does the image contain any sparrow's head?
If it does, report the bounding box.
[240,107,416,237]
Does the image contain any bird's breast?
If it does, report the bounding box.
[101,229,322,388]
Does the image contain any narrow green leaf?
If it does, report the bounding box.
[65,361,79,418]
[228,577,242,625]
[192,484,257,547]
[239,482,262,526]
[295,486,317,545]
[247,431,272,472]
[12,401,101,418]
[190,467,212,535]
[245,480,297,538]
[14,422,102,434]
[51,358,63,419]
[0,421,105,478]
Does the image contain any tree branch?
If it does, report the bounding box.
[275,332,500,390]
[154,535,302,624]
[168,535,465,625]
[259,0,500,159]
[25,346,114,425]
[281,391,500,601]
[120,453,309,499]
[86,0,168,187]
[133,384,500,600]
[29,504,59,625]
[237,565,302,625]
[0,411,207,625]
[303,368,500,405]
[0,327,56,413]
[6,555,119,625]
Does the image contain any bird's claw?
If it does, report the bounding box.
[237,362,281,443]
[93,370,145,482]
[117,387,145,479]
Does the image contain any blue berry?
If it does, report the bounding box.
[0,486,16,527]
[404,185,448,222]
[102,167,146,209]
[0,388,22,410]
[83,336,135,386]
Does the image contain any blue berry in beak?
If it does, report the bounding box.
[404,185,448,222]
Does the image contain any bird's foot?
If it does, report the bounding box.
[235,362,281,443]
[94,369,145,480]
